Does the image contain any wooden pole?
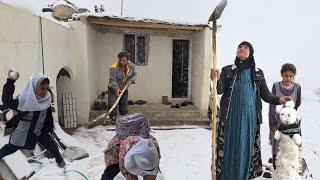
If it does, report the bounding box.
[211,21,218,180]
[108,83,129,114]
[120,0,124,16]
[40,17,45,74]
[208,1,227,179]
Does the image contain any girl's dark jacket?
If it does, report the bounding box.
[5,107,54,149]
[217,64,280,124]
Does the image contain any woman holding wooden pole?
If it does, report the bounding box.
[208,1,227,179]
[211,41,289,180]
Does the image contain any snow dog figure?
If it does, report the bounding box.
[273,100,301,180]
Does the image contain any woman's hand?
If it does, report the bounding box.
[0,120,6,126]
[126,80,132,87]
[279,96,291,104]
[115,88,120,97]
[210,68,220,81]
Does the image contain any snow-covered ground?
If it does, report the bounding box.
[1,0,320,179]
[69,127,212,180]
[38,92,320,180]
[33,84,320,180]
[7,89,319,180]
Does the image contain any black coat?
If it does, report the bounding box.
[1,79,19,110]
[7,107,54,149]
[217,64,280,124]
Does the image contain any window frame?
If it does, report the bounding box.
[123,33,149,66]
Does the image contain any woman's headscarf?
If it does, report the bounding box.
[124,138,159,176]
[18,74,51,112]
[234,41,256,74]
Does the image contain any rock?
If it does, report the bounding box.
[62,146,89,162]
[52,4,78,22]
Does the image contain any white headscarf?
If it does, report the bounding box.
[18,74,52,112]
[124,138,159,176]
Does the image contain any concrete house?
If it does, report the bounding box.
[0,1,215,127]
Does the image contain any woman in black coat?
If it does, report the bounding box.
[0,74,65,168]
[211,41,289,179]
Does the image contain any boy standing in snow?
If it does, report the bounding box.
[269,63,301,169]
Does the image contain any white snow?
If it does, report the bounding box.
[216,0,320,179]
[0,0,71,27]
[0,133,34,179]
[65,126,212,180]
[29,101,320,179]
[1,0,320,179]
[0,0,217,26]
[2,117,320,179]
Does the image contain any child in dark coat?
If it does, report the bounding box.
[0,74,65,168]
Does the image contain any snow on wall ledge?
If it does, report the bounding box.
[0,0,217,27]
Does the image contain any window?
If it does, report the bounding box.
[124,34,148,66]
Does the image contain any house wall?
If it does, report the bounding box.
[191,27,212,115]
[0,2,91,124]
[89,26,212,115]
[92,28,198,104]
[0,1,213,122]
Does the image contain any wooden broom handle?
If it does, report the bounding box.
[92,83,130,123]
[107,83,130,114]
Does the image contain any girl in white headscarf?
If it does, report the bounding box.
[0,74,65,168]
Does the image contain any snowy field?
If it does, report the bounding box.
[50,89,320,180]
[27,87,320,180]
[23,88,320,180]
[60,83,320,180]
[52,88,320,180]
[69,127,212,180]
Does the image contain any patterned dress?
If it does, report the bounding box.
[217,69,262,179]
[104,135,160,180]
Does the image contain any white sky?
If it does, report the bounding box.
[216,0,320,89]
[1,0,318,89]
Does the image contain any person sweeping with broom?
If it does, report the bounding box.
[107,52,137,121]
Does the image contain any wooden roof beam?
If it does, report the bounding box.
[87,16,206,31]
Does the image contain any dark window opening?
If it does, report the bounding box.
[124,34,148,66]
[172,40,189,98]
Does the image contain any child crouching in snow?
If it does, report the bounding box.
[101,113,160,180]
[268,63,301,169]
[0,74,66,168]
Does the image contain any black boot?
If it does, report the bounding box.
[101,164,120,180]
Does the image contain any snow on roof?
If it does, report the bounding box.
[0,0,218,26]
